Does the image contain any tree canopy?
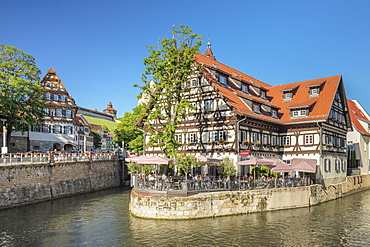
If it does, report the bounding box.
[136,25,203,158]
[91,130,102,150]
[114,104,145,153]
[219,157,236,178]
[175,153,201,177]
[0,44,46,148]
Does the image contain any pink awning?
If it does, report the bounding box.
[292,159,316,173]
[126,155,172,165]
[196,155,221,164]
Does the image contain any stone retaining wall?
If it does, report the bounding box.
[129,175,370,219]
[0,160,122,209]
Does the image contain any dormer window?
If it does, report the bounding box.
[271,109,277,118]
[219,75,228,86]
[241,84,249,94]
[260,91,266,99]
[284,92,292,101]
[310,88,319,97]
[253,103,261,113]
[292,109,307,117]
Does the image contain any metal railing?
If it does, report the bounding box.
[0,152,116,165]
[132,175,315,192]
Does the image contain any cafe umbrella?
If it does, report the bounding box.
[292,159,316,185]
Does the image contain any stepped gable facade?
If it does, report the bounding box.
[27,68,78,151]
[140,46,352,184]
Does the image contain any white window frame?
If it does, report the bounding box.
[219,75,227,85]
[305,134,313,145]
[260,91,266,99]
[292,109,307,117]
[252,132,259,143]
[189,133,197,143]
[282,136,290,146]
[335,159,340,172]
[324,159,331,172]
[210,131,218,142]
[241,131,247,142]
[311,88,319,96]
[205,100,213,112]
[253,104,261,113]
[175,134,182,144]
[55,108,62,117]
[241,84,249,94]
[284,92,292,100]
[191,78,198,87]
[271,110,277,117]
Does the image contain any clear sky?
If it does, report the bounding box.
[2,0,370,118]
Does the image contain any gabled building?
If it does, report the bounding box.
[347,99,370,175]
[140,45,352,185]
[26,68,78,151]
[90,123,115,152]
[75,114,94,152]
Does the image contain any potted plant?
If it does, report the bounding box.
[242,139,250,145]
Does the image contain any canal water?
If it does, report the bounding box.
[1,187,370,247]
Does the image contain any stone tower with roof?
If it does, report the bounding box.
[103,101,117,118]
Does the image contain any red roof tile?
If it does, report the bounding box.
[268,75,342,123]
[348,100,370,135]
[195,53,343,125]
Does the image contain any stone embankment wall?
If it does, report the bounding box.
[130,175,370,219]
[0,161,122,209]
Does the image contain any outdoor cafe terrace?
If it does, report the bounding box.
[128,156,317,193]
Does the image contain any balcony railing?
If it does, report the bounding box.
[131,175,315,192]
[0,152,117,165]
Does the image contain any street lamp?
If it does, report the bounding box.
[1,119,7,154]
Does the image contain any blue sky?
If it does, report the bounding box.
[2,0,370,117]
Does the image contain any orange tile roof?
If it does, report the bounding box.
[268,75,342,124]
[347,100,370,135]
[195,54,271,88]
[204,48,215,60]
[195,53,343,125]
[48,68,56,73]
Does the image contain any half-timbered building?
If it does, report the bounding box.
[29,68,78,151]
[141,45,352,184]
[347,99,370,175]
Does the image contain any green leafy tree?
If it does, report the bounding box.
[136,25,203,158]
[219,157,236,179]
[175,153,201,177]
[127,162,154,175]
[0,44,46,148]
[91,130,102,150]
[114,105,145,153]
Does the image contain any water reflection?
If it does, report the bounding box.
[1,187,370,246]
